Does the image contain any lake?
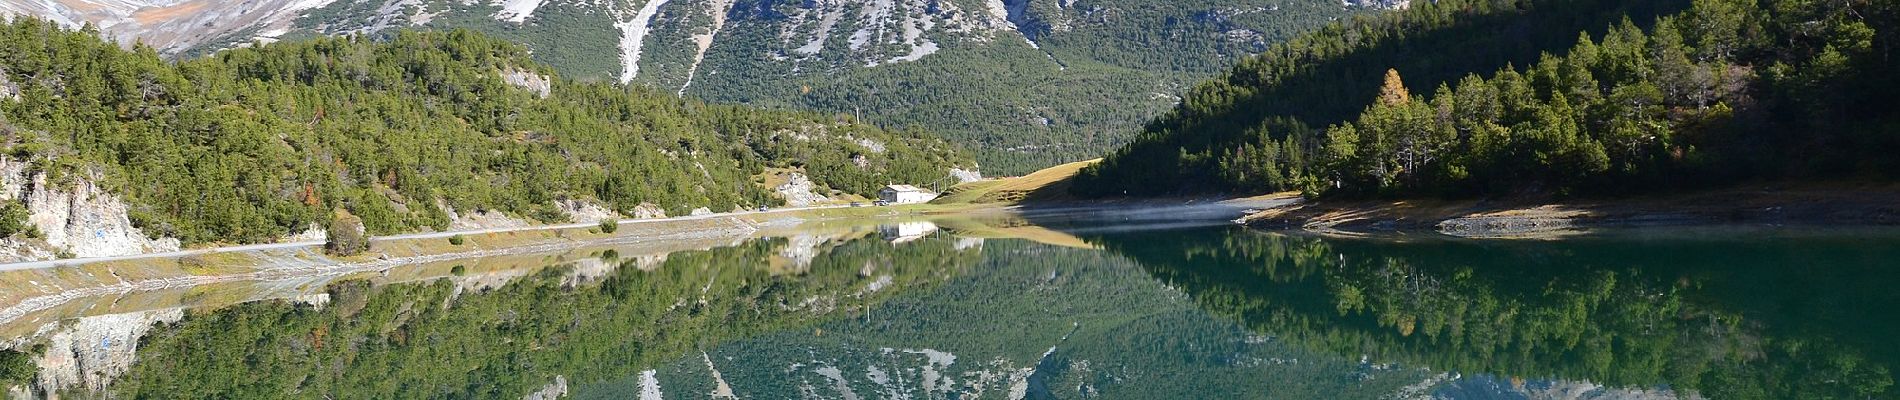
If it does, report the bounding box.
[2,210,1896,399]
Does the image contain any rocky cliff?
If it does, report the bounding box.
[0,158,180,263]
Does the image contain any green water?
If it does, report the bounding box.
[11,220,1900,399]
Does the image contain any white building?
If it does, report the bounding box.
[878,185,938,204]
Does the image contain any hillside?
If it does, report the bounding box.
[932,158,1094,205]
[0,0,1398,174]
[1074,0,1899,199]
[0,20,971,252]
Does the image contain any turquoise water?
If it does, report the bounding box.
[10,218,1899,399]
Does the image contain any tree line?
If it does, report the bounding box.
[1075,0,1897,198]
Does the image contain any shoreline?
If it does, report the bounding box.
[0,203,972,330]
[1238,183,1900,238]
[0,205,856,272]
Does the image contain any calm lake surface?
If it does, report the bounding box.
[4,211,1898,399]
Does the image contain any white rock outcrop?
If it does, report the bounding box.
[556,198,619,224]
[441,200,534,231]
[499,68,552,98]
[0,158,181,262]
[522,375,568,400]
[774,173,831,207]
[0,69,18,101]
[629,203,667,219]
[280,223,327,243]
[950,168,983,183]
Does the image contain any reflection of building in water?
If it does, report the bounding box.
[880,221,940,244]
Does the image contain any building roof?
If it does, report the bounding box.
[881,184,929,193]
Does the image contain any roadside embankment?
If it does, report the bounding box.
[1240,183,1900,238]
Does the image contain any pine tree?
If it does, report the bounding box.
[1378,69,1411,106]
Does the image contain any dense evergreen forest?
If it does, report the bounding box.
[1075,0,1898,198]
[0,20,971,245]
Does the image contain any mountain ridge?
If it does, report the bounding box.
[2,0,1397,174]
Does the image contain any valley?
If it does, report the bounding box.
[0,0,1895,398]
[1,0,1391,174]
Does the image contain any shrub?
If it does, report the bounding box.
[450,265,466,276]
[598,219,619,234]
[448,234,465,246]
[0,201,30,238]
[0,348,34,387]
[325,211,369,256]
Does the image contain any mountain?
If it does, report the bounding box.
[0,20,970,251]
[1074,0,1898,198]
[0,0,1395,174]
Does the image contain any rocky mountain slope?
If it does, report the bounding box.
[1075,0,1898,199]
[0,20,972,261]
[1,0,1398,174]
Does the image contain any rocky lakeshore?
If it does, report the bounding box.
[1240,184,1900,238]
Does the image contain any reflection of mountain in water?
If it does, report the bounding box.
[6,217,1898,399]
[2,231,981,399]
[600,241,1440,399]
[1084,227,1900,399]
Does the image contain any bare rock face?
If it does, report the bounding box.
[774,173,831,207]
[441,200,534,231]
[0,0,344,57]
[522,375,568,400]
[280,223,327,243]
[0,158,181,262]
[950,168,984,183]
[629,203,668,219]
[556,198,619,223]
[854,137,887,154]
[0,69,18,101]
[1344,0,1410,9]
[689,207,714,216]
[500,69,552,98]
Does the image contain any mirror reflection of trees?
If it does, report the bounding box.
[81,234,980,399]
[1094,228,1898,399]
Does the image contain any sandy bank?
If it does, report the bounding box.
[1240,183,1900,238]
